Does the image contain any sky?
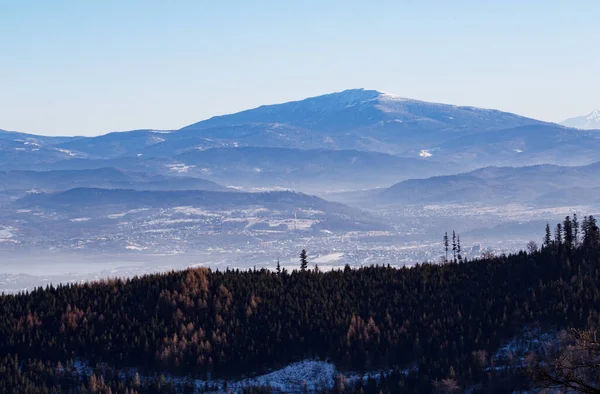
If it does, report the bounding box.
[1,0,598,136]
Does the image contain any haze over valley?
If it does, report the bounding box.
[1,89,598,292]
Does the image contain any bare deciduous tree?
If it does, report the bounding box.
[527,240,539,254]
[532,328,600,393]
[481,248,495,260]
[432,378,461,393]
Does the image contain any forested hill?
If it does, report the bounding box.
[1,216,600,393]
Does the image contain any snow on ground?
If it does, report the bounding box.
[143,218,204,226]
[222,360,337,392]
[173,206,220,216]
[107,208,150,219]
[149,136,165,143]
[419,149,433,158]
[71,359,389,393]
[166,163,197,173]
[297,209,325,215]
[240,208,271,215]
[314,252,344,264]
[0,226,15,241]
[70,217,90,222]
[108,212,127,219]
[54,148,77,156]
[125,243,147,251]
[492,329,556,364]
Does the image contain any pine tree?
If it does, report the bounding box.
[276,259,281,275]
[544,223,552,249]
[563,216,573,250]
[457,235,462,263]
[573,213,580,247]
[452,231,457,263]
[586,216,599,247]
[582,216,590,246]
[555,223,563,248]
[443,233,449,263]
[300,249,308,271]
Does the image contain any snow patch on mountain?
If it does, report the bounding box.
[560,109,600,130]
[419,149,433,158]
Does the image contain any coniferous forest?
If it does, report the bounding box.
[1,215,600,393]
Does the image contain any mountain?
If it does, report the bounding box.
[560,110,600,130]
[17,188,321,208]
[0,168,229,194]
[22,147,457,192]
[12,188,388,240]
[430,124,600,167]
[55,129,175,158]
[44,89,548,160]
[0,129,80,145]
[184,89,543,134]
[179,88,547,155]
[171,147,457,191]
[0,138,88,169]
[3,89,598,193]
[372,161,600,207]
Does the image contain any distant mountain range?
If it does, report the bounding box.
[3,89,599,258]
[13,188,388,236]
[560,110,600,130]
[0,168,228,194]
[371,161,600,207]
[47,88,548,161]
[2,89,599,193]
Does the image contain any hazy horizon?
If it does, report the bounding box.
[0,87,571,137]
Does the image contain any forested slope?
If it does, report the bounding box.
[1,216,599,393]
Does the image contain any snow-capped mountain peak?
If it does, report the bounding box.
[587,109,600,121]
[560,109,600,130]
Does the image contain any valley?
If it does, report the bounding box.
[1,89,599,293]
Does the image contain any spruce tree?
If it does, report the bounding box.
[443,233,449,263]
[300,249,308,271]
[586,216,599,247]
[563,216,573,250]
[573,213,579,247]
[582,216,590,245]
[555,223,563,248]
[452,231,457,263]
[544,223,552,249]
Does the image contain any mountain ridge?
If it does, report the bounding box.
[560,109,600,130]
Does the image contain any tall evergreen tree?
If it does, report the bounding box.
[276,259,281,275]
[555,223,563,248]
[582,216,590,245]
[563,216,573,250]
[452,231,457,263]
[443,233,449,263]
[300,249,308,271]
[585,216,599,247]
[544,223,552,249]
[457,235,462,263]
[572,213,580,247]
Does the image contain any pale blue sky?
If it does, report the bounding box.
[1,0,598,136]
